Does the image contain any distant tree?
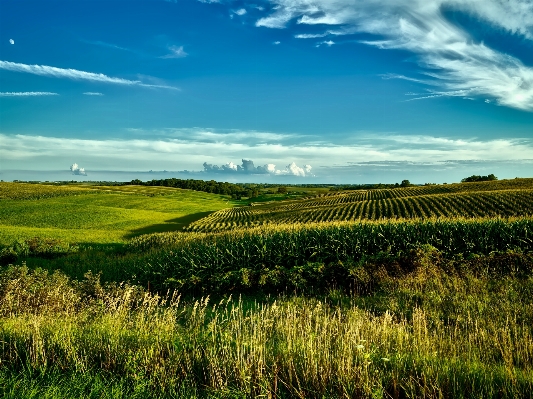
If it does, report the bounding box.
[277,187,288,194]
[400,180,411,187]
[461,174,498,183]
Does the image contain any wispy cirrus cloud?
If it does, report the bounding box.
[0,60,179,90]
[81,40,134,53]
[83,92,104,96]
[0,91,58,97]
[160,45,188,59]
[249,0,533,111]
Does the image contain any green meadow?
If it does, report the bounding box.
[0,183,238,245]
[1,180,533,398]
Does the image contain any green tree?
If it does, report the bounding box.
[461,174,498,183]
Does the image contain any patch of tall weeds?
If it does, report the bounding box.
[1,262,532,398]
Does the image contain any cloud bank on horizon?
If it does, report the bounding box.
[203,159,313,177]
[213,0,533,111]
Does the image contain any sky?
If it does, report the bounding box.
[1,0,533,184]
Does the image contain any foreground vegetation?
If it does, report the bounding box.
[1,250,532,398]
[1,179,533,397]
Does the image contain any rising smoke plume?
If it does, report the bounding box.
[203,159,312,177]
[70,163,87,176]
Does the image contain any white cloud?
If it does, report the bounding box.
[83,92,104,96]
[316,40,335,47]
[224,161,238,171]
[253,0,533,111]
[70,163,87,176]
[204,159,313,176]
[295,33,329,39]
[9,39,14,45]
[273,162,313,176]
[380,73,436,85]
[0,60,179,90]
[273,41,281,45]
[234,8,247,16]
[0,92,58,97]
[284,162,311,176]
[453,0,533,40]
[160,45,188,59]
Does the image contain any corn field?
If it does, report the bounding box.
[127,218,533,294]
[187,188,533,232]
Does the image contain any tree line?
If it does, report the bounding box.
[461,174,497,183]
[128,178,259,199]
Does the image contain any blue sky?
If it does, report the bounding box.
[1,0,532,183]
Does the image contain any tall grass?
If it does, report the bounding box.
[0,262,532,398]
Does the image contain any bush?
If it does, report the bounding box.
[0,237,78,265]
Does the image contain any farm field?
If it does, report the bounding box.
[187,178,533,232]
[1,179,533,398]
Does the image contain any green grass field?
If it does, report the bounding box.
[0,183,239,245]
[1,179,533,398]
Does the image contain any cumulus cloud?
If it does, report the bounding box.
[160,45,188,59]
[70,163,87,176]
[234,8,247,16]
[251,0,533,111]
[203,159,313,176]
[273,41,281,45]
[9,39,14,45]
[0,92,58,97]
[0,60,178,90]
